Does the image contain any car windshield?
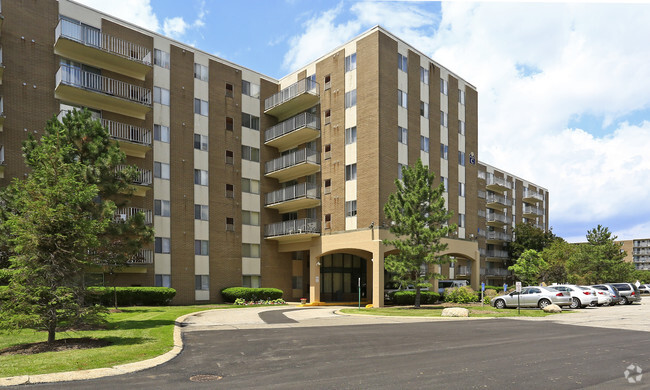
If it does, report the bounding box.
[578,286,590,291]
[545,287,559,292]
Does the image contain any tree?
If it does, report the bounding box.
[383,159,456,308]
[508,249,548,286]
[539,239,573,284]
[508,223,556,266]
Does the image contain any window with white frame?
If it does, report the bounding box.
[458,213,465,228]
[194,134,208,151]
[194,204,209,221]
[154,161,170,180]
[242,210,260,226]
[155,237,170,253]
[420,67,429,84]
[241,178,259,194]
[398,126,408,144]
[420,136,429,152]
[459,89,465,105]
[195,240,209,256]
[441,176,448,192]
[241,145,260,162]
[398,90,408,108]
[153,87,170,105]
[194,63,208,81]
[458,151,466,166]
[458,120,466,136]
[345,200,357,217]
[345,89,357,108]
[242,243,260,258]
[242,80,260,98]
[420,101,429,118]
[241,112,260,130]
[243,275,261,288]
[345,53,356,72]
[345,163,357,181]
[154,124,170,143]
[440,111,448,127]
[194,98,208,116]
[155,274,171,287]
[398,53,408,72]
[345,126,357,144]
[154,199,170,217]
[398,163,404,180]
[154,49,170,69]
[440,78,448,95]
[195,275,209,291]
[194,169,208,186]
[440,143,448,160]
[459,182,465,197]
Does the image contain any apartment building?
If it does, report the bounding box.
[619,239,650,271]
[0,0,548,306]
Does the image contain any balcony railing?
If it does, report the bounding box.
[128,249,153,265]
[523,189,544,202]
[457,266,471,276]
[101,118,151,146]
[478,210,486,218]
[487,231,511,241]
[264,218,320,238]
[265,182,320,206]
[486,213,510,225]
[483,249,509,259]
[265,112,320,143]
[56,19,152,65]
[56,65,152,106]
[115,165,152,186]
[481,268,510,276]
[486,193,512,207]
[523,205,544,216]
[486,175,512,190]
[264,78,319,112]
[477,190,486,199]
[114,207,152,225]
[265,148,319,175]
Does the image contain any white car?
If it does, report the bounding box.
[551,284,598,309]
[581,285,611,306]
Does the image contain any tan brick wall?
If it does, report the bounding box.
[465,86,479,239]
[447,76,459,223]
[407,50,421,165]
[429,64,441,178]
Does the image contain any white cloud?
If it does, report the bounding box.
[74,0,160,32]
[163,17,188,39]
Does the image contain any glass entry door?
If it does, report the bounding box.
[320,253,366,302]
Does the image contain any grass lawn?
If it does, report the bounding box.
[340,305,569,318]
[0,305,236,377]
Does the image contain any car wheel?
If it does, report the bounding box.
[569,297,581,309]
[494,299,506,309]
[589,301,597,307]
[625,298,634,305]
[538,298,551,309]
[618,297,628,305]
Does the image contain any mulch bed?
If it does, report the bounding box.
[0,337,111,356]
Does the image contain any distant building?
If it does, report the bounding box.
[619,239,650,271]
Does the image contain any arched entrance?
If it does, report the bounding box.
[319,253,368,302]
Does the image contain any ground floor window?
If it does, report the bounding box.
[155,274,171,288]
[320,253,367,302]
[243,275,261,288]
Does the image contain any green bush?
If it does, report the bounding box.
[390,291,441,305]
[483,295,492,305]
[444,286,479,304]
[87,287,176,306]
[221,287,283,303]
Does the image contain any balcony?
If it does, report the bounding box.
[457,266,471,276]
[116,164,152,197]
[114,207,153,225]
[522,189,544,204]
[101,118,151,158]
[486,193,512,209]
[0,96,4,132]
[264,112,320,152]
[485,175,512,192]
[481,268,510,277]
[0,47,4,84]
[264,218,320,243]
[523,205,544,218]
[264,78,319,120]
[55,65,152,120]
[54,19,152,80]
[265,148,320,183]
[486,230,511,244]
[486,212,510,227]
[0,145,4,179]
[265,182,320,214]
[481,249,509,260]
[128,249,153,265]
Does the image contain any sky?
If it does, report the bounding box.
[74,0,650,243]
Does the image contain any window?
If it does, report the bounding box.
[441,177,448,192]
[242,211,260,226]
[324,74,331,90]
[241,178,259,194]
[398,163,404,180]
[345,53,356,72]
[243,275,261,288]
[153,49,170,69]
[345,126,357,145]
[154,162,170,180]
[458,213,465,228]
[345,163,357,181]
[242,80,260,98]
[194,63,208,81]
[225,83,234,98]
[194,98,208,116]
[440,78,448,95]
[195,240,209,256]
[440,111,448,127]
[155,274,171,288]
[226,217,235,231]
[242,113,260,130]
[225,150,234,165]
[398,126,408,144]
[459,120,466,136]
[420,67,429,84]
[345,200,357,217]
[324,214,332,229]
[225,116,234,131]
[459,151,466,166]
[420,102,429,118]
[459,89,465,105]
[154,199,170,217]
[440,144,448,160]
[155,237,170,254]
[398,53,408,72]
[225,183,234,198]
[241,145,260,162]
[242,243,260,258]
[195,275,209,291]
[194,169,208,186]
[194,204,209,221]
[154,124,170,143]
[459,182,465,197]
[420,136,429,153]
[398,90,408,108]
[345,89,357,108]
[153,87,170,105]
[324,109,331,124]
[324,179,331,194]
[194,134,208,151]
[324,143,332,159]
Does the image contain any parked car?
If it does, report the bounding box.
[610,283,642,305]
[384,281,429,301]
[437,280,468,294]
[591,284,622,306]
[638,284,650,295]
[491,286,572,309]
[581,285,611,306]
[550,284,598,309]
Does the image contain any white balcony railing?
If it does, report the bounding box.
[264,112,320,143]
[481,268,510,276]
[486,193,512,206]
[523,205,544,216]
[487,231,511,241]
[101,118,151,146]
[486,174,513,190]
[56,65,152,106]
[486,213,510,224]
[523,189,544,202]
[128,249,153,264]
[265,148,319,174]
[115,165,152,186]
[264,218,320,238]
[114,207,152,225]
[457,266,471,275]
[265,182,320,206]
[264,78,319,112]
[483,249,509,258]
[56,19,152,65]
[0,145,4,165]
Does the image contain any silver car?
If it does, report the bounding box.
[551,284,598,309]
[581,285,612,306]
[491,286,572,309]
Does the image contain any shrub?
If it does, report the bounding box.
[86,287,176,306]
[483,295,492,305]
[391,291,441,305]
[444,286,478,304]
[220,287,283,303]
[484,289,497,297]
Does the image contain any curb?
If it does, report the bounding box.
[0,312,196,387]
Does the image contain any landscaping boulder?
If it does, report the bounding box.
[441,307,469,317]
[543,304,562,313]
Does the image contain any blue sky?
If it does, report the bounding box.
[76,0,650,243]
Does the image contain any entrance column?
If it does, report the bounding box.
[432,264,440,294]
[309,251,321,303]
[471,250,480,290]
[371,241,384,308]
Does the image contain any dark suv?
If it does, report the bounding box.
[609,283,642,305]
[591,284,622,306]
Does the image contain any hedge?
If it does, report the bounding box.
[221,287,283,302]
[390,291,441,305]
[87,287,176,306]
